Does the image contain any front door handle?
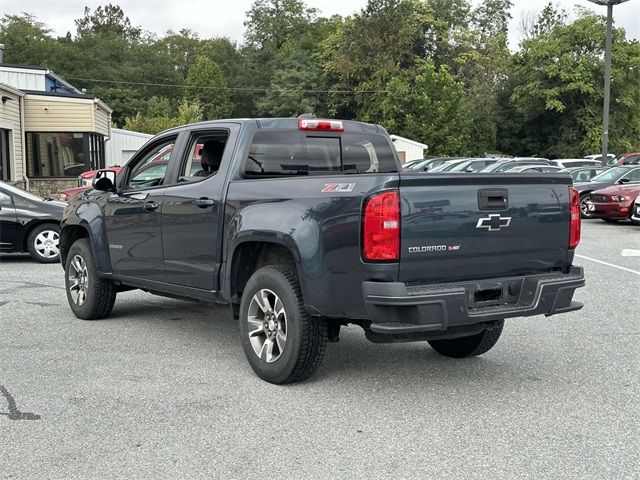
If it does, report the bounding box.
[143,201,159,212]
[195,198,215,209]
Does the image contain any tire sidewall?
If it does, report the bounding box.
[64,239,100,320]
[239,267,303,384]
[27,223,61,263]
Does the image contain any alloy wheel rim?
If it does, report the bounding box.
[35,230,60,258]
[580,197,591,216]
[68,255,89,306]
[247,289,287,363]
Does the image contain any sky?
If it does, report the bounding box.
[0,0,638,49]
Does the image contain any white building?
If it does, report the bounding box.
[106,128,153,166]
[390,135,429,164]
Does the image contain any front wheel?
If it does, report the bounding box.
[27,223,60,263]
[64,238,116,320]
[580,193,595,219]
[428,321,504,358]
[239,265,328,384]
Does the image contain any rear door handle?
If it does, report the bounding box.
[195,198,215,209]
[143,201,159,212]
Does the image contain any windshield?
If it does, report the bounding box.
[429,161,464,172]
[590,167,628,182]
[0,181,45,202]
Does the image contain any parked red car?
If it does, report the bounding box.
[586,184,640,222]
[58,166,124,201]
[619,152,640,165]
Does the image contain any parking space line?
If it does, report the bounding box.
[621,249,640,257]
[576,254,640,276]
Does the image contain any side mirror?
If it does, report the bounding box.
[93,169,118,192]
[618,177,630,184]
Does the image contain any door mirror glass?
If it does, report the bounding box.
[618,177,630,184]
[93,169,117,192]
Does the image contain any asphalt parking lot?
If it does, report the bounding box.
[1,220,638,480]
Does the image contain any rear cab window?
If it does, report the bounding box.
[244,131,398,177]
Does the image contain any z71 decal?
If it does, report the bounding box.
[322,183,356,193]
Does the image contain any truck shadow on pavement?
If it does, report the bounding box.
[102,295,547,388]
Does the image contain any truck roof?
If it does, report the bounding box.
[158,118,384,136]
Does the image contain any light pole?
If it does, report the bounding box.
[587,0,631,166]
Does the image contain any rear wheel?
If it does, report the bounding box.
[27,223,60,263]
[239,265,328,384]
[428,321,504,358]
[580,193,595,219]
[64,238,116,320]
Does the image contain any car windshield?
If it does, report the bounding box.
[590,167,629,182]
[429,160,466,172]
[0,181,45,202]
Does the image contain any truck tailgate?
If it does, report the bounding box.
[399,173,573,283]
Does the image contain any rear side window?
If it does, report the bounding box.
[245,131,397,177]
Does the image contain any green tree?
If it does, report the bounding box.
[244,0,317,51]
[124,97,203,134]
[184,56,232,120]
[0,14,66,67]
[359,60,470,155]
[75,4,141,40]
[500,13,640,157]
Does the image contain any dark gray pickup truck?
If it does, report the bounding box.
[60,117,585,384]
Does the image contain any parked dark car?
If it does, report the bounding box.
[504,165,566,174]
[585,184,640,223]
[426,158,470,172]
[480,159,555,173]
[574,166,640,218]
[408,157,465,172]
[564,166,609,183]
[447,158,501,172]
[0,181,66,263]
[60,117,584,384]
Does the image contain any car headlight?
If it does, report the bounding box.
[611,195,627,202]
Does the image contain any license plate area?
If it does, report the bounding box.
[475,287,502,303]
[468,279,524,309]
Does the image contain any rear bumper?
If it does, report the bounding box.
[363,267,585,334]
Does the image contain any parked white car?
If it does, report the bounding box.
[584,154,617,165]
[552,159,603,168]
[632,196,640,226]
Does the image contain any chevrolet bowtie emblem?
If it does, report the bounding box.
[476,214,512,231]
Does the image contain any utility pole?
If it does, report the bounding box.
[587,0,632,166]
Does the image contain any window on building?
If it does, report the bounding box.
[0,129,10,181]
[26,133,105,178]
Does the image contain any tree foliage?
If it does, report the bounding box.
[0,1,638,156]
[501,14,640,157]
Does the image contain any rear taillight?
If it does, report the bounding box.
[569,187,581,249]
[363,191,400,262]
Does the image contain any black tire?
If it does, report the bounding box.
[631,218,640,227]
[428,321,504,358]
[580,193,595,219]
[26,223,61,263]
[239,265,328,384]
[603,218,619,224]
[64,238,116,320]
